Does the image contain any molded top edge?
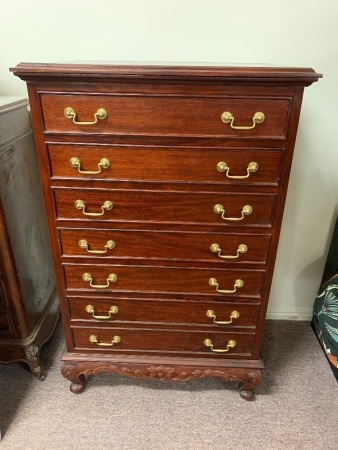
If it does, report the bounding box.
[10,62,322,85]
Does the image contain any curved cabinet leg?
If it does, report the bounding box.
[61,362,86,394]
[24,343,45,381]
[239,370,262,401]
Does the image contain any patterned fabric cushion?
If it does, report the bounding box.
[312,273,338,372]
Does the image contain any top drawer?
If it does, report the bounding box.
[40,93,291,139]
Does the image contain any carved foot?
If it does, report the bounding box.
[239,387,255,401]
[24,343,45,380]
[70,379,85,394]
[61,363,86,394]
[239,370,262,401]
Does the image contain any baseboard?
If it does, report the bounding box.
[266,310,313,321]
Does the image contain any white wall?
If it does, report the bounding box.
[1,0,337,319]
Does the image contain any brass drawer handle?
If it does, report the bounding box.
[82,272,117,289]
[210,243,248,260]
[209,278,244,294]
[204,338,236,353]
[70,157,110,174]
[221,111,265,130]
[79,239,115,254]
[85,304,118,320]
[206,310,240,325]
[64,107,107,126]
[89,335,121,347]
[214,204,252,221]
[217,161,258,179]
[75,199,113,216]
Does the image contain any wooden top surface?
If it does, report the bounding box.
[10,62,322,86]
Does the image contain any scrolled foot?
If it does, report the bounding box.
[239,369,262,401]
[24,343,46,380]
[33,367,46,381]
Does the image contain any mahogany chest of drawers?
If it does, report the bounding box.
[11,63,321,399]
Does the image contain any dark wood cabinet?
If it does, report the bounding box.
[10,63,321,399]
[0,97,59,379]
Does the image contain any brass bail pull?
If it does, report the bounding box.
[89,335,121,347]
[213,204,253,222]
[210,243,248,260]
[204,339,237,353]
[75,199,113,217]
[85,304,118,320]
[217,161,258,179]
[82,272,117,289]
[209,278,244,294]
[70,157,110,175]
[79,239,115,255]
[206,310,240,325]
[64,107,107,126]
[221,111,265,130]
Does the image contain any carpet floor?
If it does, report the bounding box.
[1,320,337,449]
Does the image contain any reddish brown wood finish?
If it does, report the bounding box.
[67,296,260,327]
[10,62,321,399]
[59,228,271,264]
[53,188,277,226]
[40,93,290,139]
[63,264,265,298]
[71,326,255,356]
[48,144,283,186]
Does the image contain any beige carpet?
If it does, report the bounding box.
[1,320,337,449]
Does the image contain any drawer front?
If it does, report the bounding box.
[54,188,276,227]
[71,326,255,357]
[41,93,290,139]
[59,228,271,264]
[69,296,260,328]
[64,264,264,299]
[48,144,283,186]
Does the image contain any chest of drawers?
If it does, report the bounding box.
[11,63,321,399]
